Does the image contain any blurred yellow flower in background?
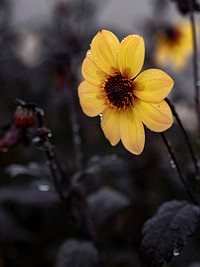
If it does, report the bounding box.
[153,22,193,70]
[78,30,174,155]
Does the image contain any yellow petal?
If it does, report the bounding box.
[81,52,107,85]
[120,108,145,155]
[78,81,106,117]
[134,99,173,132]
[173,54,187,69]
[153,22,193,70]
[153,41,170,66]
[90,30,120,75]
[101,108,121,146]
[118,34,145,79]
[133,69,174,102]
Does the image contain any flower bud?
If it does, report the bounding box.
[13,105,36,128]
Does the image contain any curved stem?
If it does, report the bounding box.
[35,106,98,243]
[45,147,69,206]
[160,132,199,205]
[166,98,200,179]
[45,146,104,262]
[189,7,200,141]
[65,68,84,172]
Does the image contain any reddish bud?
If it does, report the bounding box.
[14,106,36,128]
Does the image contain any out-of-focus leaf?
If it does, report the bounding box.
[87,186,130,227]
[6,162,50,179]
[0,209,33,243]
[188,263,200,267]
[55,238,99,267]
[0,181,59,206]
[139,200,200,267]
[105,247,138,267]
[73,155,135,198]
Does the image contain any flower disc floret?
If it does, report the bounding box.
[104,74,133,109]
[153,22,193,70]
[78,30,174,155]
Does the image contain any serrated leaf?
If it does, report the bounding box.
[87,186,130,227]
[55,239,99,267]
[139,200,200,267]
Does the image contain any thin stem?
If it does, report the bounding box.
[166,98,200,179]
[34,98,105,264]
[65,68,84,171]
[35,107,98,242]
[161,132,199,204]
[45,147,68,206]
[44,136,98,240]
[45,146,105,262]
[189,7,200,141]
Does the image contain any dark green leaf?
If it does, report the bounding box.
[139,200,200,267]
[56,239,99,267]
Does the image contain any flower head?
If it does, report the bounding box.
[14,105,36,129]
[78,30,174,155]
[153,22,193,70]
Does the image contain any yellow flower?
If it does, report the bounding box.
[78,30,174,155]
[153,22,193,70]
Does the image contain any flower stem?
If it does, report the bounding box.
[45,146,68,206]
[166,98,200,179]
[65,68,84,172]
[189,6,200,141]
[45,144,105,264]
[34,106,103,261]
[160,132,199,205]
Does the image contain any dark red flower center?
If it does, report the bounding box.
[104,74,133,109]
[165,26,182,43]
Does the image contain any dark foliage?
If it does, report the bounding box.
[55,239,99,267]
[87,186,130,228]
[0,0,199,266]
[0,182,58,206]
[139,200,200,267]
[0,209,33,243]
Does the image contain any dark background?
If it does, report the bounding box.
[0,0,199,266]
